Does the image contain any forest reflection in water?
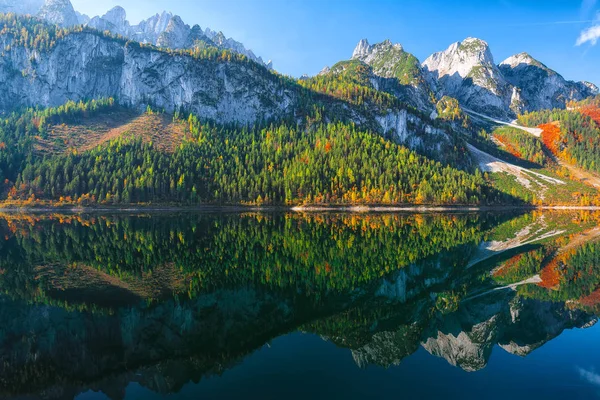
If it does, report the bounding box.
[0,210,599,399]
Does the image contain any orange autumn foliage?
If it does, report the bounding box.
[539,123,562,156]
[538,258,561,289]
[580,287,600,307]
[493,254,522,278]
[580,105,600,126]
[493,135,522,158]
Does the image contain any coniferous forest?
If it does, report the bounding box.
[0,99,508,206]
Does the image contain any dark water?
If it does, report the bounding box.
[1,211,600,399]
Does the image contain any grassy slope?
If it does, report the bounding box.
[35,108,188,154]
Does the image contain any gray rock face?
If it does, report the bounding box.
[102,6,126,28]
[351,39,371,60]
[156,15,190,49]
[75,11,89,25]
[86,6,271,68]
[499,52,598,112]
[87,7,129,36]
[0,32,294,124]
[37,0,78,28]
[132,11,173,44]
[317,66,330,76]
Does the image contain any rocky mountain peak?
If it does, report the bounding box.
[580,81,600,95]
[75,11,90,25]
[348,38,433,112]
[212,31,227,46]
[351,39,405,65]
[422,37,515,118]
[423,37,495,81]
[157,15,191,49]
[68,5,271,68]
[458,37,491,53]
[500,52,545,69]
[102,6,127,28]
[318,66,331,76]
[352,39,371,60]
[37,0,78,27]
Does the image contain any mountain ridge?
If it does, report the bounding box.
[326,37,598,119]
[0,0,272,68]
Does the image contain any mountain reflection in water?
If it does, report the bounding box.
[0,211,599,399]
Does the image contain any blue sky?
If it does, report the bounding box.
[71,0,600,84]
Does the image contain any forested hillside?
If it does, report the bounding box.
[0,99,511,206]
[518,97,600,174]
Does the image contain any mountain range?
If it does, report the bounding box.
[330,37,598,118]
[1,0,597,121]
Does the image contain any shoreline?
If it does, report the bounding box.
[0,204,598,213]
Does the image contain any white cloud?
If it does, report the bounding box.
[577,24,600,45]
[578,367,600,386]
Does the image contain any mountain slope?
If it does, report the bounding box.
[0,14,477,167]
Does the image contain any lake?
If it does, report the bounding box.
[1,211,600,399]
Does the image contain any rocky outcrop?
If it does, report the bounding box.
[86,6,271,67]
[75,10,89,25]
[37,0,78,27]
[132,11,174,44]
[87,6,128,36]
[156,15,192,49]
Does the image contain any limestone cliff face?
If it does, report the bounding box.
[0,32,295,124]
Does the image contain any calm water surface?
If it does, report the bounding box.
[1,211,600,399]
